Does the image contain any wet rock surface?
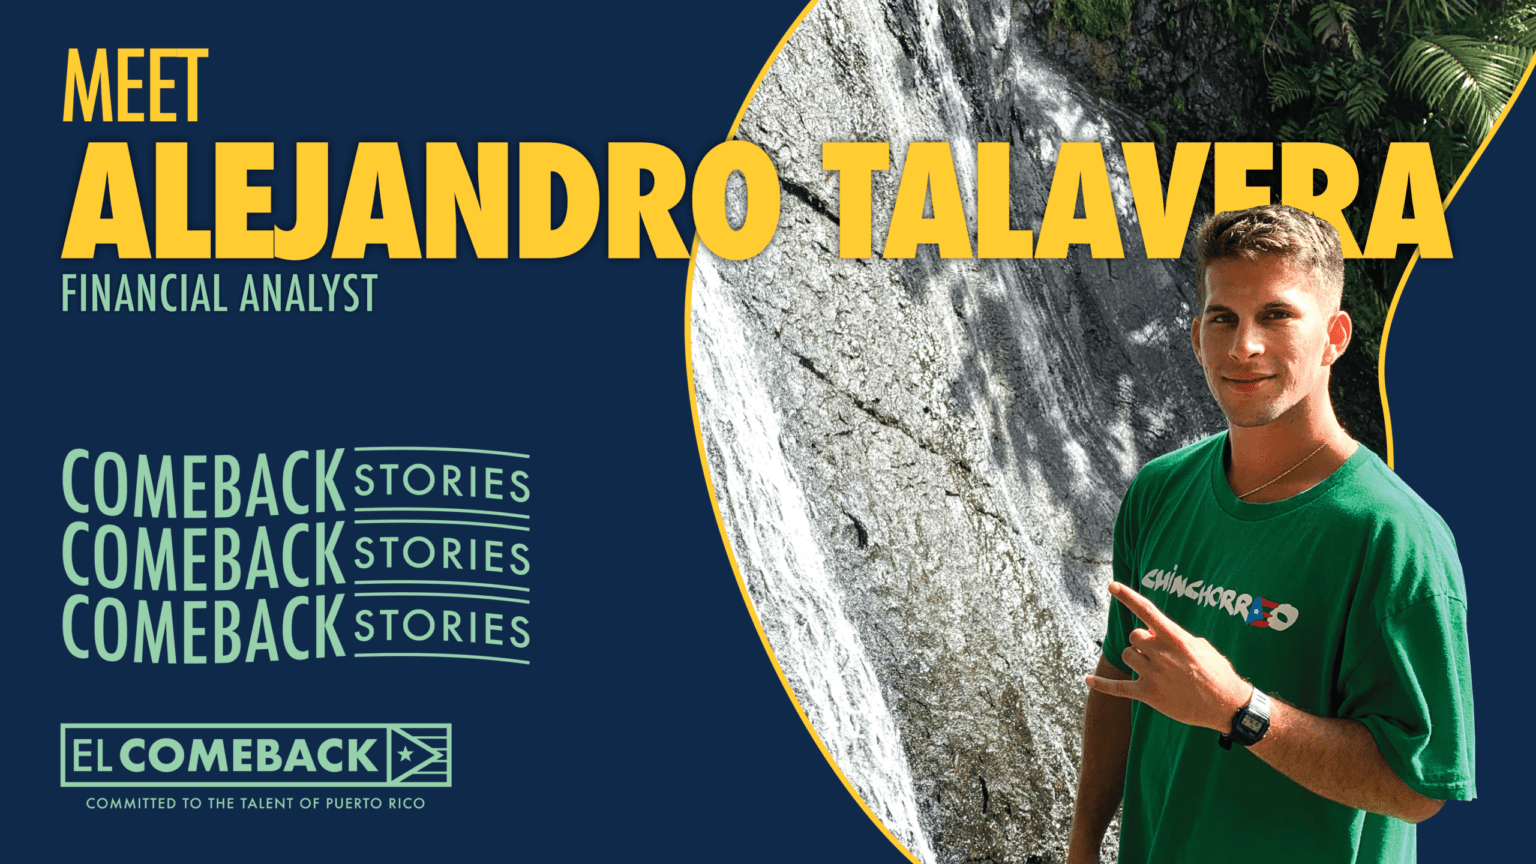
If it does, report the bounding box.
[691,1,1228,860]
[1023,0,1267,145]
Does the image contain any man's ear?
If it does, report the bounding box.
[1191,316,1204,366]
[1322,309,1352,366]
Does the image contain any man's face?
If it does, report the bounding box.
[1191,255,1350,428]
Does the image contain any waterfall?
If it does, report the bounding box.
[690,1,1222,860]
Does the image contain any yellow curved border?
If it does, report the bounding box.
[1379,52,1536,469]
[684,1,925,862]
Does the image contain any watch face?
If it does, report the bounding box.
[1240,715,1264,734]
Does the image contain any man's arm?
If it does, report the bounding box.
[1085,581,1442,824]
[1250,699,1443,823]
[1066,655,1132,864]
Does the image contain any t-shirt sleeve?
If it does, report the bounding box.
[1339,593,1476,801]
[1101,484,1139,675]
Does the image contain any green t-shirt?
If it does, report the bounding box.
[1103,433,1475,864]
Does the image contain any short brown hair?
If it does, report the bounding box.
[1194,204,1345,310]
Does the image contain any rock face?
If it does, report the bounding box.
[690,1,1225,861]
[1024,0,1266,146]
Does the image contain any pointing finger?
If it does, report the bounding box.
[1107,581,1182,637]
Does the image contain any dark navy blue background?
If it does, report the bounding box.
[2,1,913,861]
[1,2,1525,861]
[1391,67,1533,863]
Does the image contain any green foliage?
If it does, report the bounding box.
[1385,0,1475,33]
[1269,68,1315,108]
[1312,1,1366,61]
[1246,1,1534,163]
[1393,34,1530,136]
[1044,1,1533,448]
[1177,1,1534,445]
[1342,260,1389,341]
[1269,55,1389,131]
[1054,0,1135,41]
[1206,1,1535,395]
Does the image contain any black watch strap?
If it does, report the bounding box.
[1218,687,1270,750]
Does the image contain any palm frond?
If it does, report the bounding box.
[1392,34,1533,138]
[1386,0,1471,31]
[1445,0,1476,20]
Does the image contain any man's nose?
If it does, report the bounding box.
[1228,320,1264,360]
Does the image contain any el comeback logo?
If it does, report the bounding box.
[61,724,451,787]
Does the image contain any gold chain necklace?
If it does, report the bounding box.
[1236,432,1339,500]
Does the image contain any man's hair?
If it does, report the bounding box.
[1194,204,1345,310]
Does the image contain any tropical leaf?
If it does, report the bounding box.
[1269,68,1314,107]
[1312,1,1362,60]
[1385,0,1474,31]
[1508,5,1536,50]
[1300,109,1348,148]
[1345,74,1388,128]
[1458,3,1536,51]
[1311,0,1357,34]
[1393,34,1533,138]
[1314,65,1344,101]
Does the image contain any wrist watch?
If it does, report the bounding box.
[1218,687,1270,750]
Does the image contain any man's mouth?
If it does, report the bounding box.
[1222,374,1273,392]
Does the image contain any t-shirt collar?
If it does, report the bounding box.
[1209,430,1370,521]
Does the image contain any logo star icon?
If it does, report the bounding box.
[398,747,413,761]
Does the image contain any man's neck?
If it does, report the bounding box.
[1225,405,1357,504]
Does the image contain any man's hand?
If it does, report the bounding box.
[1084,581,1444,823]
[1085,581,1252,730]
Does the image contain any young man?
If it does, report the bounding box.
[1065,205,1475,863]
